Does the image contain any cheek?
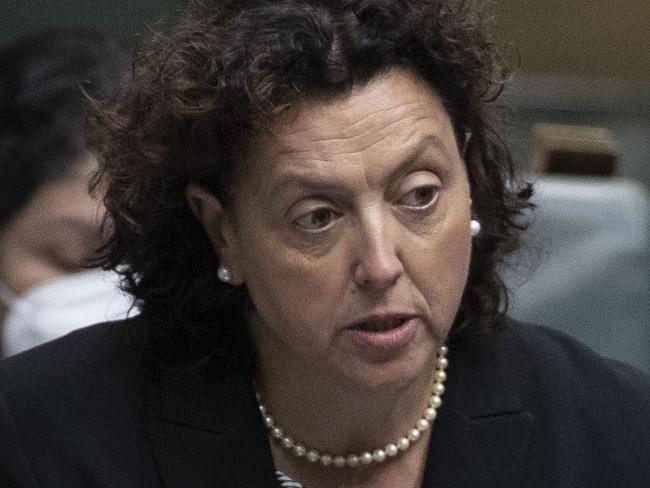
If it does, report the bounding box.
[238,238,348,327]
[410,214,471,320]
[0,223,58,295]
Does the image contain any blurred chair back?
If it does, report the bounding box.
[504,176,650,372]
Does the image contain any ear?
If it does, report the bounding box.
[185,183,243,284]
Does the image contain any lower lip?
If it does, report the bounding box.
[349,318,417,350]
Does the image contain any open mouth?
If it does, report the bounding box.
[353,317,409,332]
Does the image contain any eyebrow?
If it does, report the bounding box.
[387,135,452,182]
[270,135,452,195]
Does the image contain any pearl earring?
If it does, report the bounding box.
[470,219,481,237]
[217,265,232,283]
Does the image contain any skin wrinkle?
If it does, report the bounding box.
[269,135,452,201]
[263,75,445,157]
[261,134,453,226]
[280,101,428,145]
[276,111,439,158]
[266,144,454,267]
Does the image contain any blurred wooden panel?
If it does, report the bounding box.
[533,124,619,176]
[490,0,650,83]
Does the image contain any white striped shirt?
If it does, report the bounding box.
[275,469,304,487]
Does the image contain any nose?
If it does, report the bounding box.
[352,218,404,290]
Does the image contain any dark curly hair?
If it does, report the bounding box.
[89,0,532,362]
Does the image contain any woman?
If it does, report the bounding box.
[0,30,134,357]
[1,1,649,487]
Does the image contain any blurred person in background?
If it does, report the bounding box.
[0,29,134,358]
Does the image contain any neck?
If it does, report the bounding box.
[248,313,444,454]
[256,364,435,454]
[254,345,443,488]
[246,306,449,484]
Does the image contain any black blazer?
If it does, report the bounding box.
[1,316,649,487]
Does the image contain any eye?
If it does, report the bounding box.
[400,185,440,209]
[293,207,340,231]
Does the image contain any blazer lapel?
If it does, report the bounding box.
[422,331,534,488]
[145,358,278,488]
[422,406,533,487]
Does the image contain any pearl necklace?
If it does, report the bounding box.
[256,345,449,468]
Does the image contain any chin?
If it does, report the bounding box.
[341,347,438,394]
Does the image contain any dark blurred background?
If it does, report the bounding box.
[0,0,179,46]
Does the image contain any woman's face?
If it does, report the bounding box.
[193,68,472,390]
[0,158,104,299]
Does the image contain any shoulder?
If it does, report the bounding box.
[450,319,650,484]
[463,319,650,410]
[495,319,649,392]
[0,317,151,486]
[0,316,145,402]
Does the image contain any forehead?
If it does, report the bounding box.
[246,68,459,176]
[7,160,103,240]
[26,162,100,221]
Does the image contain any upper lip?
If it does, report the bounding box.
[346,312,417,330]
